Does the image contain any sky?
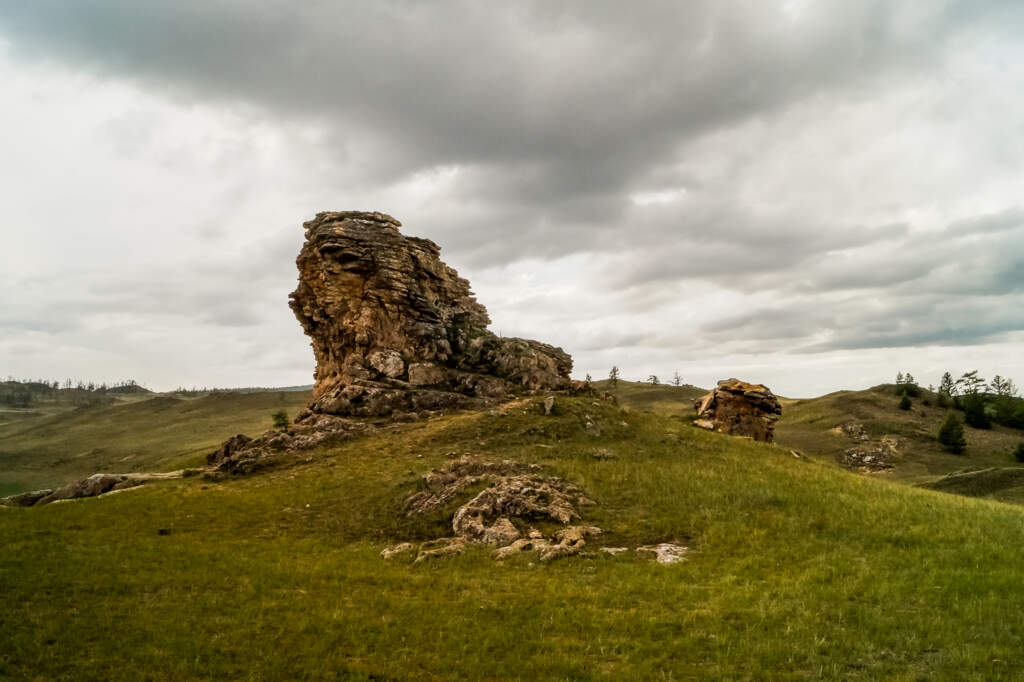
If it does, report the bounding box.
[1,1,1022,397]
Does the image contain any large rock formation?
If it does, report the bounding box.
[289,211,572,417]
[694,379,782,442]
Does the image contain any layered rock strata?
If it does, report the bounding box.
[288,211,572,418]
[693,378,782,442]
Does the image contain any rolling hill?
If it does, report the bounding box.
[603,380,1024,497]
[3,392,1024,678]
[0,390,311,496]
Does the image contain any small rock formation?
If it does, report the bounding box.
[839,436,900,472]
[289,211,572,418]
[206,414,373,475]
[0,471,188,508]
[693,379,782,442]
[390,455,599,562]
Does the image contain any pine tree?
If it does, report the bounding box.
[272,410,290,431]
[896,371,904,385]
[938,413,967,454]
[648,375,659,386]
[671,371,682,387]
[608,366,620,389]
[938,371,955,407]
[898,391,911,410]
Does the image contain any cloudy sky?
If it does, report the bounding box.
[1,1,1022,397]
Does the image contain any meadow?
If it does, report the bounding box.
[3,392,1024,679]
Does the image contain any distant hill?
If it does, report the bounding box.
[0,389,312,495]
[592,379,707,414]
[777,384,1024,485]
[602,380,1024,497]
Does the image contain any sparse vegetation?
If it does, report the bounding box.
[898,391,911,411]
[272,410,290,430]
[1014,443,1024,463]
[894,371,920,397]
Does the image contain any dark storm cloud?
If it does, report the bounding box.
[2,0,1023,380]
[0,0,978,261]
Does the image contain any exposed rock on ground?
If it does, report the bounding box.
[839,435,900,472]
[694,379,782,442]
[206,414,373,475]
[831,421,900,472]
[1,471,188,508]
[288,211,572,419]
[392,455,600,562]
[636,543,689,565]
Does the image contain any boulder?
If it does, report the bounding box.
[693,378,782,442]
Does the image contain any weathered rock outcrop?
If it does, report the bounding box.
[390,455,600,562]
[288,211,572,418]
[694,379,782,442]
[0,471,188,508]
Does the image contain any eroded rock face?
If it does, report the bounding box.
[288,211,572,417]
[694,378,782,442]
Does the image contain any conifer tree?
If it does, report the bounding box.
[938,413,966,454]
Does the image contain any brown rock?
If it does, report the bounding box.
[693,378,782,442]
[288,211,572,417]
[407,362,446,386]
[206,434,253,466]
[2,471,187,508]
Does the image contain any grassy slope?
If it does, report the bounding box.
[777,386,1024,485]
[3,396,1024,679]
[606,381,1024,494]
[0,391,312,495]
[593,379,707,414]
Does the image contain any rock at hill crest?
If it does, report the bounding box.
[288,211,572,418]
[694,378,782,442]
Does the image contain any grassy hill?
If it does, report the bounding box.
[593,379,707,414]
[3,394,1024,678]
[777,385,1024,483]
[603,380,1024,495]
[0,390,311,496]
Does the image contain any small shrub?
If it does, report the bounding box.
[272,410,290,431]
[898,392,911,411]
[938,413,967,454]
[1015,443,1024,463]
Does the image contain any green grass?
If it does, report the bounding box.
[3,395,1024,679]
[593,379,707,416]
[777,386,1024,485]
[604,381,1024,493]
[0,390,312,494]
